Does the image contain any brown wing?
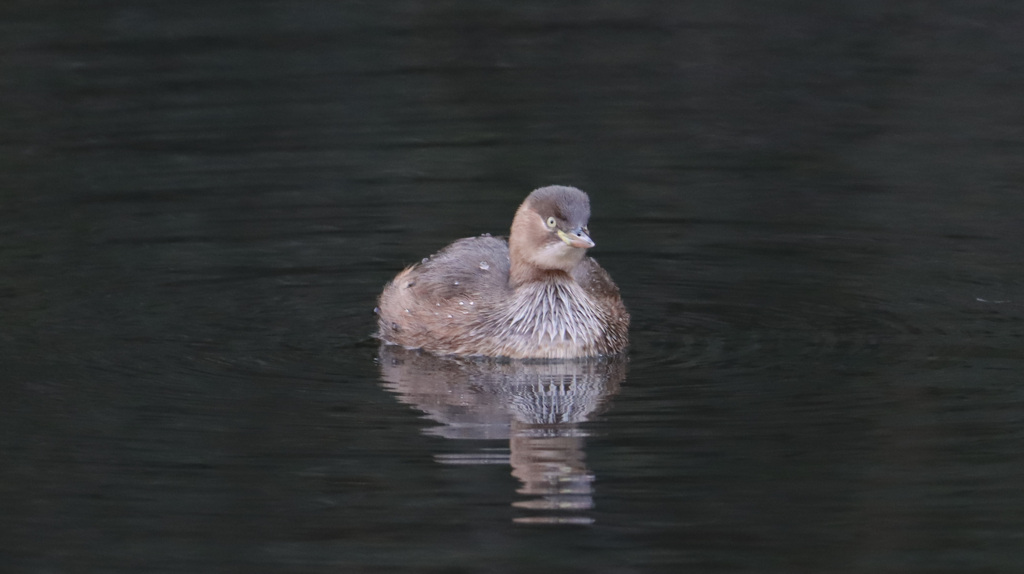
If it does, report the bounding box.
[572,257,630,350]
[377,236,511,345]
[406,235,511,302]
[572,257,623,303]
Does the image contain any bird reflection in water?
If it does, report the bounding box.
[377,345,625,524]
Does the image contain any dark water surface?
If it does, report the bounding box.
[3,1,1023,572]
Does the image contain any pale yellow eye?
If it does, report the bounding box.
[546,217,557,229]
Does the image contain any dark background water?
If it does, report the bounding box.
[3,1,1023,572]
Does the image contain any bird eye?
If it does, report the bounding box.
[546,217,557,229]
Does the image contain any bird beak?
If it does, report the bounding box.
[557,228,595,249]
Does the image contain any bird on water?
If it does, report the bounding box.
[375,185,629,359]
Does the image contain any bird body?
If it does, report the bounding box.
[376,186,629,359]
